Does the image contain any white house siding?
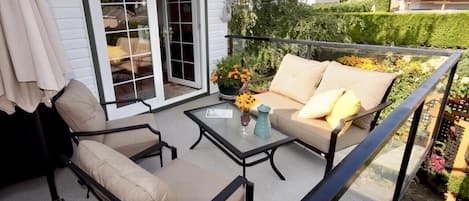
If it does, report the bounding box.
[48,0,99,97]
[207,0,228,93]
[49,0,225,96]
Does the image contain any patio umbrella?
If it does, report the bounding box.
[0,1,70,200]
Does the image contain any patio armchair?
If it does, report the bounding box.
[55,79,164,164]
[61,140,254,201]
[244,54,396,176]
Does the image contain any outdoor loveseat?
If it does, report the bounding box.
[246,54,396,175]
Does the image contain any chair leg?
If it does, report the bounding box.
[159,150,164,167]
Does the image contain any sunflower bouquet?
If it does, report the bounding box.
[210,54,253,87]
[235,92,257,112]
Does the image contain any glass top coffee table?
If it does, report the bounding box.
[184,102,295,180]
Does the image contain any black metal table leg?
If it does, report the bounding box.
[190,127,204,149]
[243,159,246,178]
[269,148,285,180]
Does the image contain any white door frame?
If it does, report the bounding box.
[87,0,208,120]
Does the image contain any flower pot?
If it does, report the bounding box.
[218,84,240,96]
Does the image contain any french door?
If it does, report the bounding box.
[89,0,203,119]
[163,0,201,89]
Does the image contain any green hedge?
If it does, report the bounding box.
[310,1,373,12]
[348,13,469,48]
[310,0,389,12]
[230,5,469,48]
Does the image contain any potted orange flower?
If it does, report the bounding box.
[211,54,253,95]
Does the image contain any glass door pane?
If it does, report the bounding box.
[101,0,158,107]
[165,0,200,88]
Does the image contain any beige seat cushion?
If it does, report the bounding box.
[55,79,106,142]
[251,92,304,125]
[154,159,244,201]
[104,113,160,157]
[275,110,368,153]
[269,54,329,104]
[315,62,396,129]
[77,140,176,201]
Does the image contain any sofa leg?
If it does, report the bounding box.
[324,154,334,176]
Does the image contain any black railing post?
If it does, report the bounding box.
[306,45,312,59]
[228,37,233,56]
[392,103,424,201]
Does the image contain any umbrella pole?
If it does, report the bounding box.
[32,110,63,201]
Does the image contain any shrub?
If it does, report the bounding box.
[450,50,469,98]
[309,1,373,12]
[230,3,469,49]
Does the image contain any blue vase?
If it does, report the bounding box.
[254,104,271,138]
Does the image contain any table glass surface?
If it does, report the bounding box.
[187,102,290,154]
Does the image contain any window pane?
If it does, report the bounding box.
[107,32,133,83]
[125,0,147,3]
[180,3,192,22]
[169,24,180,42]
[168,3,179,22]
[128,30,151,55]
[133,54,153,78]
[170,43,181,60]
[102,6,127,32]
[181,24,193,42]
[136,78,156,100]
[101,0,123,4]
[183,63,195,81]
[126,4,149,29]
[182,44,193,62]
[171,61,183,78]
[114,82,135,107]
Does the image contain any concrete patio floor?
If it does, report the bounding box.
[0,94,355,201]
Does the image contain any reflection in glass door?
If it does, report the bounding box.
[164,0,200,89]
[101,0,159,107]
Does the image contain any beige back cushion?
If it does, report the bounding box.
[315,62,396,129]
[55,79,106,142]
[78,140,177,201]
[269,54,329,104]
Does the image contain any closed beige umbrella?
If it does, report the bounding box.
[0,1,71,200]
[0,0,70,114]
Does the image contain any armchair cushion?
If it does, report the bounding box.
[77,140,176,201]
[105,113,160,157]
[298,89,345,119]
[315,62,396,129]
[269,54,329,104]
[55,79,106,142]
[154,159,244,201]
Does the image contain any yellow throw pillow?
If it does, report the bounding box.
[326,91,361,136]
[107,45,129,62]
[298,89,345,119]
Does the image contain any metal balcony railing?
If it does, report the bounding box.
[225,35,462,201]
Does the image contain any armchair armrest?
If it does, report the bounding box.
[240,75,274,92]
[212,176,254,201]
[129,141,178,161]
[73,124,160,137]
[101,98,152,112]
